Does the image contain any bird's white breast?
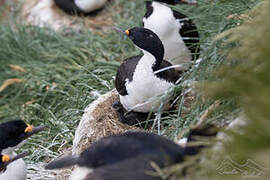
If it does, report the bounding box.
[0,153,26,180]
[120,52,174,113]
[69,166,93,180]
[143,2,192,68]
[75,0,107,12]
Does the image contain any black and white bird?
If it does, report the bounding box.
[112,27,179,125]
[0,120,47,180]
[143,0,200,71]
[0,152,29,178]
[45,131,211,180]
[53,0,107,15]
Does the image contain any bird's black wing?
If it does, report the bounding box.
[144,1,154,19]
[155,60,180,84]
[172,10,200,60]
[115,55,142,96]
[54,0,84,14]
[84,154,166,180]
[121,131,185,162]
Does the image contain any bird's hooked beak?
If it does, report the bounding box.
[23,124,48,139]
[178,0,198,5]
[112,26,130,36]
[1,152,29,172]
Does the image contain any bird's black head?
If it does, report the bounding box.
[0,120,47,151]
[113,27,164,65]
[0,152,29,173]
[152,0,197,5]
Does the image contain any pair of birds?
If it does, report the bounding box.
[0,120,46,180]
[111,0,200,125]
[53,0,200,126]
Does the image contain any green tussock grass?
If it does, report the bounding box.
[0,0,263,179]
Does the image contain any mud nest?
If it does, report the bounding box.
[72,89,139,155]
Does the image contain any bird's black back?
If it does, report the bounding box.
[77,131,185,169]
[85,154,165,180]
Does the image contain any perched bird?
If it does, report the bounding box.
[46,131,208,180]
[112,27,179,125]
[0,120,47,180]
[0,152,29,177]
[53,0,107,15]
[143,0,200,71]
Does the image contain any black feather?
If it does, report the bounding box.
[115,56,141,96]
[45,155,79,170]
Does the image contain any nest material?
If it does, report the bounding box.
[22,0,114,31]
[53,89,139,180]
[72,89,139,155]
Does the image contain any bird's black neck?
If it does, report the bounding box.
[151,50,164,71]
[142,44,164,71]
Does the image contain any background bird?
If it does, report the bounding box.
[53,0,107,15]
[0,120,47,180]
[143,0,200,71]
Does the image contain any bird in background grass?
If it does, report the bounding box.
[0,120,47,180]
[53,0,108,15]
[143,0,200,71]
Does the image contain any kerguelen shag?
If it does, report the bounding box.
[143,0,200,71]
[112,27,179,126]
[0,120,47,180]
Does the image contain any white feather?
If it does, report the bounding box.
[120,51,174,113]
[143,2,192,70]
[69,166,93,180]
[75,0,107,12]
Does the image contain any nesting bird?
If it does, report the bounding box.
[143,0,200,71]
[112,27,179,126]
[46,131,210,180]
[53,0,107,15]
[0,120,47,180]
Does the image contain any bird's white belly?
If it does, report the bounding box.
[75,0,107,12]
[120,54,174,113]
[0,159,26,180]
[162,34,192,66]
